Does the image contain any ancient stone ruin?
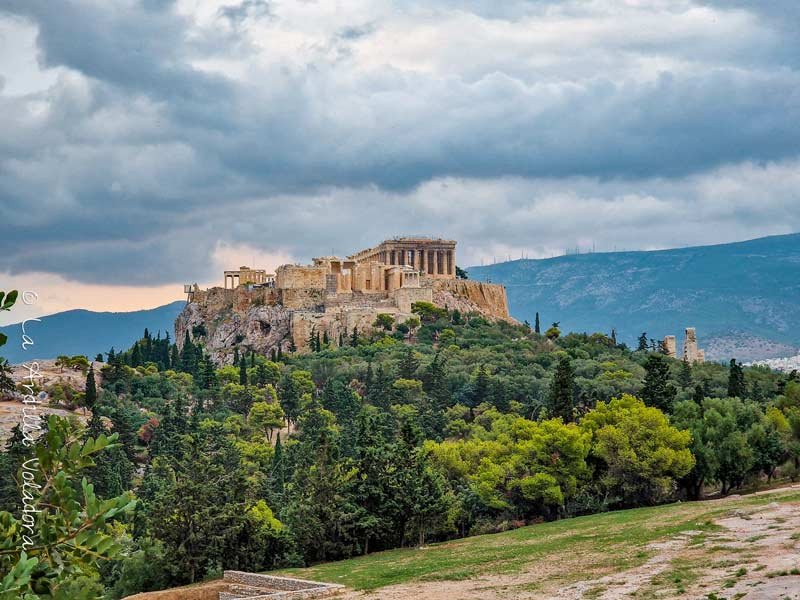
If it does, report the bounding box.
[663,327,705,363]
[123,571,343,600]
[176,237,511,364]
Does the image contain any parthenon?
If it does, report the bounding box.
[348,237,457,279]
[227,237,458,295]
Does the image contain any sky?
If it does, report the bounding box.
[1,0,799,323]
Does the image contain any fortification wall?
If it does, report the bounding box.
[279,288,326,311]
[276,265,327,290]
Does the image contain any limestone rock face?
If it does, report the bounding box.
[175,278,512,365]
[174,288,290,365]
[431,279,512,321]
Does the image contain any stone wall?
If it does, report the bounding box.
[394,287,434,313]
[279,288,326,311]
[275,265,327,290]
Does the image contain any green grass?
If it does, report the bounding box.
[272,488,800,592]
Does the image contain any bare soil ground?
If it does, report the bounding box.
[342,486,800,600]
[0,359,95,442]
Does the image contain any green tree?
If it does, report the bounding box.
[534,312,541,335]
[398,347,420,380]
[248,400,285,442]
[374,313,395,331]
[0,416,136,599]
[239,356,248,386]
[641,353,676,413]
[727,359,746,398]
[549,355,575,422]
[637,332,648,352]
[581,395,694,506]
[84,364,97,411]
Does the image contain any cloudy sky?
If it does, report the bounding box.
[1,0,799,323]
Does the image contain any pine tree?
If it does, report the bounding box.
[641,353,676,412]
[549,355,575,422]
[84,364,97,410]
[727,359,746,398]
[534,312,541,335]
[637,332,649,352]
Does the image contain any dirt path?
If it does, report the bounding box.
[343,489,800,600]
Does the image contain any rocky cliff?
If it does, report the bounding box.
[175,280,511,365]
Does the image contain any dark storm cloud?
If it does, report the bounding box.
[0,0,799,285]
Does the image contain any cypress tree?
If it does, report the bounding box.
[693,384,705,405]
[534,312,541,335]
[727,359,746,398]
[549,355,575,422]
[170,344,180,370]
[350,327,359,347]
[130,342,142,367]
[678,359,693,389]
[239,356,248,386]
[84,364,97,410]
[233,347,240,366]
[398,347,420,380]
[180,331,196,375]
[250,351,255,368]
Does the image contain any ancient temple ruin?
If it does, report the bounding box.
[663,327,705,364]
[177,237,510,364]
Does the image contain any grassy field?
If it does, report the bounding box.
[274,487,800,595]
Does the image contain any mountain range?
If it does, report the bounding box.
[1,233,799,364]
[468,232,800,361]
[0,301,185,364]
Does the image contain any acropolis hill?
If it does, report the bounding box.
[175,237,511,364]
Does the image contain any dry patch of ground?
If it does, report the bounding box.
[327,486,800,600]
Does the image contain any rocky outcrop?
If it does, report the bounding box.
[176,279,512,365]
[431,279,512,321]
[174,288,291,365]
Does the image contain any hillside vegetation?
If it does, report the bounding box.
[468,232,800,361]
[2,295,800,599]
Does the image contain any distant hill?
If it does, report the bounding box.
[0,301,185,363]
[468,233,800,361]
